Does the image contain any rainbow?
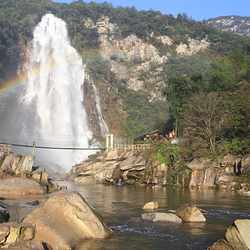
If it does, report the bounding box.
[0,50,103,102]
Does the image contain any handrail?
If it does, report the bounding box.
[111,144,150,151]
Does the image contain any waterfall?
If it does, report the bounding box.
[91,80,109,136]
[16,14,99,172]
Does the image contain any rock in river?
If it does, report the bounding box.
[142,201,159,210]
[142,212,182,224]
[175,204,206,222]
[209,219,250,250]
[24,190,112,249]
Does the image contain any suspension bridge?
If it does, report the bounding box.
[0,134,150,154]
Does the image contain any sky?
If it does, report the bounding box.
[52,0,250,21]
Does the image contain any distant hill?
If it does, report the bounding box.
[206,16,250,37]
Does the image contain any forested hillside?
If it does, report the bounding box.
[0,0,250,158]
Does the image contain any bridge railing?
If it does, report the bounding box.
[114,144,150,151]
[0,143,11,154]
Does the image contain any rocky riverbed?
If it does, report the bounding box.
[0,150,250,249]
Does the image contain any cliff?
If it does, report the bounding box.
[207,16,250,37]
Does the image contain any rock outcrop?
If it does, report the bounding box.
[24,190,112,249]
[68,150,250,190]
[0,178,45,195]
[0,153,34,175]
[209,219,250,250]
[0,153,58,193]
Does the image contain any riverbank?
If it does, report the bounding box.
[66,148,250,194]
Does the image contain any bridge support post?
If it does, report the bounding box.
[106,134,114,150]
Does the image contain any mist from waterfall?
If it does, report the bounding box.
[5,13,107,173]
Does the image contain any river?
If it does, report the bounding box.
[60,182,250,250]
[4,182,250,250]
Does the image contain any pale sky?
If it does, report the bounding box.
[52,0,250,21]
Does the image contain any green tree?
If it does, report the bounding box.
[183,92,221,154]
[163,75,192,134]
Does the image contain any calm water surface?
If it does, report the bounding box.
[57,182,250,250]
[4,182,250,250]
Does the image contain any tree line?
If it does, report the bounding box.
[163,44,250,157]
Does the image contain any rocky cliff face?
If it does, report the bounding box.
[207,16,250,37]
[83,16,211,136]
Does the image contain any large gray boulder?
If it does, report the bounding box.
[0,178,45,195]
[175,204,206,222]
[24,190,112,249]
[209,219,250,250]
[142,212,182,224]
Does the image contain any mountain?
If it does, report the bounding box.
[0,0,250,144]
[206,16,250,37]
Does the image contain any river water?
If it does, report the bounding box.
[59,182,250,250]
[4,182,250,250]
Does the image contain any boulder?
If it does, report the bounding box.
[220,154,241,174]
[23,190,112,249]
[2,240,52,249]
[209,219,250,250]
[189,170,205,187]
[0,222,35,245]
[215,173,236,185]
[175,204,206,222]
[203,168,218,188]
[188,158,213,170]
[0,178,45,195]
[142,212,182,224]
[241,153,250,175]
[120,155,146,171]
[15,156,34,175]
[0,154,14,173]
[11,155,23,174]
[142,201,159,210]
[31,167,48,184]
[99,149,120,161]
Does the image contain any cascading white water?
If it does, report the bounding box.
[91,80,109,137]
[18,14,101,172]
